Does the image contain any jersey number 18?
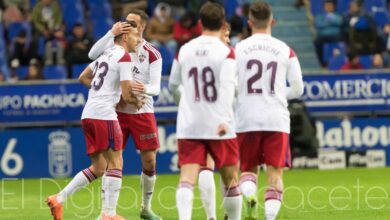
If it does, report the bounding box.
[189,66,217,102]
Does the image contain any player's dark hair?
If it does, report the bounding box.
[200,2,225,31]
[249,1,272,29]
[126,9,149,24]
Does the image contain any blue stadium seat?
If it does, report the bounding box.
[323,42,346,64]
[159,46,174,76]
[374,11,390,28]
[311,0,324,15]
[59,0,82,9]
[7,22,31,42]
[92,18,114,40]
[15,66,29,79]
[37,37,45,57]
[86,0,108,8]
[63,3,85,30]
[71,63,89,79]
[30,0,37,8]
[337,0,352,14]
[364,0,386,12]
[359,55,373,69]
[89,2,112,20]
[328,55,347,71]
[224,0,239,19]
[1,65,11,80]
[43,65,68,80]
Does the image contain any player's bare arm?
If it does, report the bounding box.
[78,66,93,89]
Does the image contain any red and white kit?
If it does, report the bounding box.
[88,31,162,151]
[81,45,133,155]
[235,33,303,169]
[169,35,239,168]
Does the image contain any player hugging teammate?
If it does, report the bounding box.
[169,1,303,220]
[47,10,163,220]
[47,1,303,220]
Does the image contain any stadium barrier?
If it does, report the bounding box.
[1,71,390,178]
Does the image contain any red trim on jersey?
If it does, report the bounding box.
[289,48,296,58]
[143,42,161,64]
[227,46,235,59]
[118,52,131,63]
[175,51,179,60]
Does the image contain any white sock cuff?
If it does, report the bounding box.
[239,173,257,186]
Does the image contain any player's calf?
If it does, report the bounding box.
[264,167,284,220]
[220,164,242,220]
[199,168,216,220]
[47,154,105,220]
[101,149,124,218]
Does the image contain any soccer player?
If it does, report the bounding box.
[168,3,242,220]
[235,2,304,220]
[198,23,231,220]
[47,21,142,220]
[88,10,163,220]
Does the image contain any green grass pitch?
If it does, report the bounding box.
[2,168,390,220]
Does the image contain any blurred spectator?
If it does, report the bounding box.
[295,0,305,8]
[174,12,201,48]
[146,2,177,54]
[187,0,223,15]
[2,4,24,28]
[32,0,66,65]
[10,30,38,66]
[119,0,148,18]
[66,23,93,65]
[378,23,390,52]
[372,53,384,68]
[156,0,186,19]
[314,0,343,66]
[3,0,29,12]
[341,54,364,70]
[0,72,5,83]
[229,3,250,46]
[343,0,378,55]
[24,59,44,80]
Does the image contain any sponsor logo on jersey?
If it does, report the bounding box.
[140,132,157,140]
[48,131,72,178]
[139,54,146,63]
[132,66,140,75]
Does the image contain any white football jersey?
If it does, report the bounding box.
[117,40,162,114]
[169,35,237,139]
[235,33,303,133]
[81,45,133,120]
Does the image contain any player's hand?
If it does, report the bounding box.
[111,22,132,36]
[217,123,228,136]
[132,81,146,94]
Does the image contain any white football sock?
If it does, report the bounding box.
[239,173,257,198]
[264,189,283,220]
[223,186,242,220]
[102,169,122,217]
[141,169,156,210]
[176,182,194,220]
[57,168,96,204]
[198,169,216,219]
